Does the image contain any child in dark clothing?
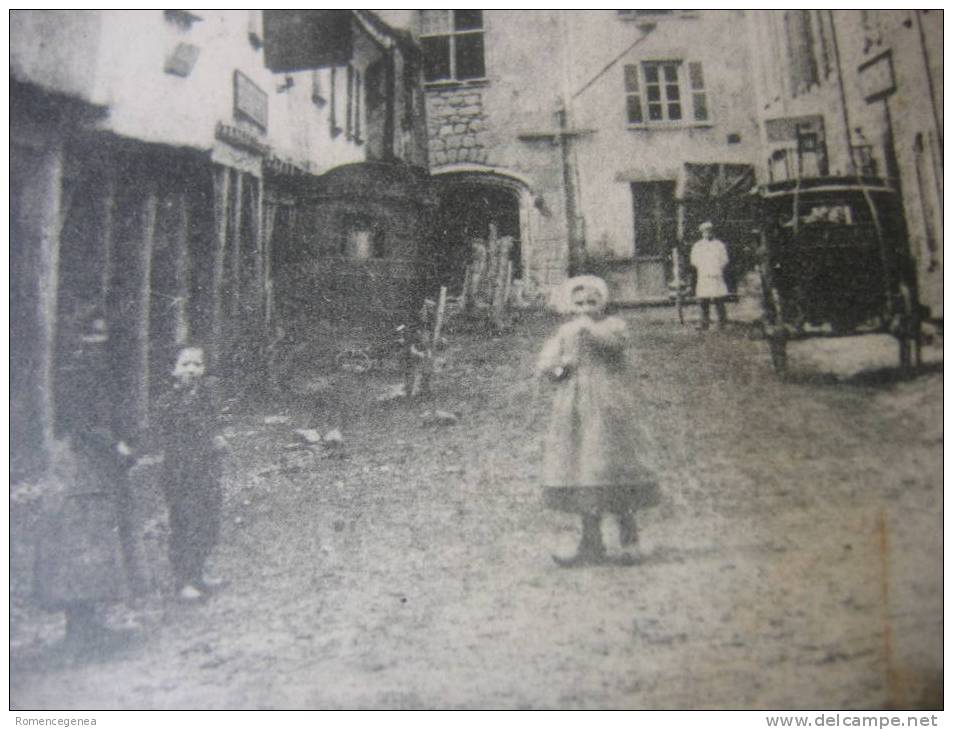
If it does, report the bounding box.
[153,345,226,602]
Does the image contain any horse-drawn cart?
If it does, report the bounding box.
[753,177,922,374]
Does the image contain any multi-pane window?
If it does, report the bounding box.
[646,62,681,121]
[420,10,485,82]
[624,61,709,125]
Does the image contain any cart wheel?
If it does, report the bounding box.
[337,348,373,373]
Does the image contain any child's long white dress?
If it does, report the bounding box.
[537,315,659,514]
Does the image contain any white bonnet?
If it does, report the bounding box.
[553,275,610,314]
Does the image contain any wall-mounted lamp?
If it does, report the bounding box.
[277,75,295,93]
[534,194,552,217]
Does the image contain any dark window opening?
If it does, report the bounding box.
[430,181,521,295]
[421,10,485,82]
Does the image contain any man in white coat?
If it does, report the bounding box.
[689,221,730,330]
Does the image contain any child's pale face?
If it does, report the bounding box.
[570,289,604,318]
[173,347,206,384]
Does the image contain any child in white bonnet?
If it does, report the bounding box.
[537,275,659,566]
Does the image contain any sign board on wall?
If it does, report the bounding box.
[234,70,268,131]
[764,114,825,143]
[858,50,896,102]
[262,10,354,73]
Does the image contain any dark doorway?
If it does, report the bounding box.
[630,180,676,297]
[631,180,677,259]
[430,181,521,295]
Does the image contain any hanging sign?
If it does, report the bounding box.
[234,70,268,131]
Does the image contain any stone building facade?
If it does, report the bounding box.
[417,10,761,303]
[427,88,490,167]
[746,10,943,318]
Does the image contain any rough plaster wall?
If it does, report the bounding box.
[425,10,571,291]
[49,10,372,176]
[10,10,103,103]
[834,9,944,317]
[749,9,943,317]
[750,11,855,178]
[570,10,760,261]
[90,11,271,150]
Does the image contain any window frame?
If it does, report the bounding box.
[616,10,700,22]
[624,59,712,129]
[420,10,487,85]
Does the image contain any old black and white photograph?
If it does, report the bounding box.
[9,9,943,712]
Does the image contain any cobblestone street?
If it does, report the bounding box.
[10,309,943,709]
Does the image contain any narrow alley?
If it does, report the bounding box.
[11,311,942,710]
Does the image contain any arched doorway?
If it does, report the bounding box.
[429,176,522,295]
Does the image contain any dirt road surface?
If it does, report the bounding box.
[10,309,942,709]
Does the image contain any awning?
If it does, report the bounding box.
[676,162,755,201]
[263,11,355,72]
[263,10,417,73]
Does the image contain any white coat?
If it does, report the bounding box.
[690,238,730,299]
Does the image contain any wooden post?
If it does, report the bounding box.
[263,201,278,330]
[485,223,500,304]
[502,259,513,311]
[135,178,158,429]
[211,165,229,370]
[100,159,116,311]
[231,171,244,317]
[492,257,512,330]
[432,285,448,347]
[172,189,191,346]
[253,175,265,320]
[35,140,65,452]
[460,265,472,312]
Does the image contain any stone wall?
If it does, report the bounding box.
[425,86,490,166]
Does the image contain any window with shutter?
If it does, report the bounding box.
[624,60,709,126]
[688,62,708,121]
[624,64,642,124]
